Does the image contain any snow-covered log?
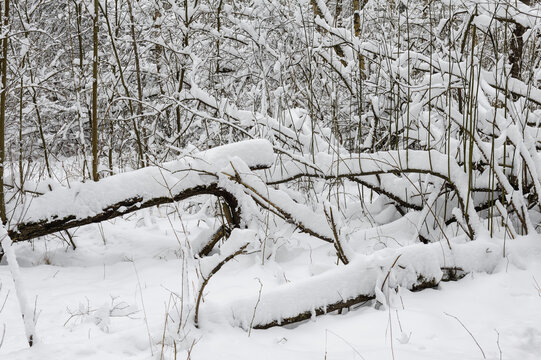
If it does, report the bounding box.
[210,240,502,330]
[8,140,274,243]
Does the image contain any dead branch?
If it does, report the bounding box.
[9,183,241,245]
[194,243,248,328]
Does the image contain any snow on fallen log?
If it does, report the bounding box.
[206,239,502,330]
[9,140,274,242]
[347,212,423,250]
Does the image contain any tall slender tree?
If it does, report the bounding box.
[126,0,146,167]
[92,0,99,181]
[0,0,9,223]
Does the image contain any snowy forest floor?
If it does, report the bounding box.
[1,210,541,360]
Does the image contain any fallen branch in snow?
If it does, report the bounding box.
[212,240,501,330]
[252,292,375,329]
[0,141,517,334]
[266,150,482,239]
[324,206,349,265]
[224,162,335,244]
[197,224,231,258]
[7,140,275,244]
[194,242,249,328]
[10,183,241,244]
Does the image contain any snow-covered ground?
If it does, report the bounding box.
[1,210,540,360]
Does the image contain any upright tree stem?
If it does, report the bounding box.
[92,0,99,181]
[0,0,9,222]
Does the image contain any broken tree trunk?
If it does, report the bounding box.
[1,140,509,331]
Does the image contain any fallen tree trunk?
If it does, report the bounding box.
[7,140,275,246]
[208,240,501,330]
[9,183,240,244]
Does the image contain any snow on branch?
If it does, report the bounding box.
[266,149,482,239]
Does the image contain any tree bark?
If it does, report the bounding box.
[309,0,347,65]
[0,0,9,224]
[126,0,146,167]
[92,0,99,181]
[510,23,525,80]
[353,0,367,78]
[8,139,274,245]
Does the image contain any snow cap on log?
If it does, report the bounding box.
[10,140,274,233]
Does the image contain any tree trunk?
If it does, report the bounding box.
[509,0,532,79]
[510,23,525,80]
[92,0,99,181]
[353,0,367,78]
[8,139,275,243]
[0,0,9,223]
[126,0,147,167]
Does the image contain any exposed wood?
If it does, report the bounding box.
[194,243,248,328]
[6,138,275,245]
[265,167,478,239]
[353,0,367,78]
[509,0,532,79]
[324,206,349,264]
[309,0,347,66]
[510,23,525,80]
[197,224,231,257]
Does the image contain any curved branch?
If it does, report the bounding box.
[266,150,480,239]
[9,183,241,245]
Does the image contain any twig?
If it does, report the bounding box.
[444,312,486,359]
[132,261,154,356]
[248,278,263,337]
[495,329,503,360]
[381,255,402,292]
[324,206,349,265]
